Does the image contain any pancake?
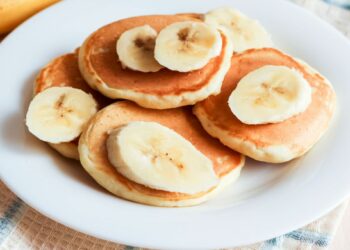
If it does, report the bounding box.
[175,13,202,20]
[295,58,333,87]
[79,101,244,207]
[194,48,336,163]
[78,15,233,109]
[34,52,111,160]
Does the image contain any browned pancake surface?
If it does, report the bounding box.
[35,52,111,107]
[81,15,227,95]
[82,101,243,200]
[196,48,335,154]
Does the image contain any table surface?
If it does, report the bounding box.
[330,206,350,250]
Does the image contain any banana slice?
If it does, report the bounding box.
[106,121,219,194]
[116,25,163,73]
[26,87,98,143]
[154,21,222,72]
[228,65,312,125]
[204,7,273,52]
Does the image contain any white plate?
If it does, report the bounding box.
[1,0,350,248]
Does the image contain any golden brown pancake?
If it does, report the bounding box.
[78,15,233,109]
[34,52,111,160]
[79,101,244,207]
[175,13,203,20]
[194,48,336,163]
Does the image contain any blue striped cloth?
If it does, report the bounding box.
[0,181,347,249]
[323,0,350,9]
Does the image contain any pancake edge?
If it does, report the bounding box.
[78,131,245,207]
[193,105,296,163]
[193,61,336,163]
[78,30,233,109]
[33,54,65,96]
[294,58,333,88]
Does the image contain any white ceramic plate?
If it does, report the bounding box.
[1,0,350,248]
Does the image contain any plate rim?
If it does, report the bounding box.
[1,0,350,248]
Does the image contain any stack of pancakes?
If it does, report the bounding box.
[28,10,336,207]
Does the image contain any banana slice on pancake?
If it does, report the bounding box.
[107,121,219,194]
[79,101,244,207]
[116,25,163,73]
[26,87,97,144]
[204,7,273,52]
[33,52,112,160]
[79,15,233,109]
[228,65,312,125]
[193,48,336,163]
[155,21,222,72]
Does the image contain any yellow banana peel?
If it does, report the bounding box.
[0,0,60,34]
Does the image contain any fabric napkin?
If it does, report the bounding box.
[1,0,350,249]
[0,181,348,250]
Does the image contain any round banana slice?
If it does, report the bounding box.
[154,21,222,72]
[33,52,111,161]
[26,87,98,143]
[107,121,219,194]
[204,7,273,52]
[228,65,312,125]
[116,25,163,73]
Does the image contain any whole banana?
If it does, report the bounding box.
[0,0,60,34]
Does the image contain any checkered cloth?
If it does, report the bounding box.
[1,0,350,249]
